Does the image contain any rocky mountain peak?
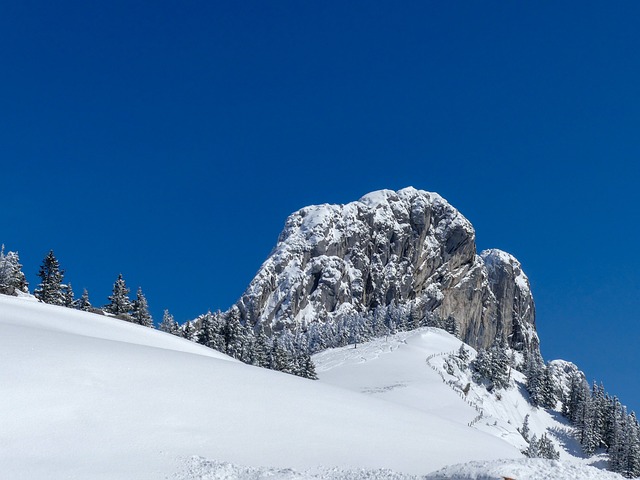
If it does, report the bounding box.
[235,187,538,355]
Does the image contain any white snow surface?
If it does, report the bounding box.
[1,295,614,479]
[425,458,624,479]
[173,456,624,480]
[313,328,614,479]
[1,294,514,480]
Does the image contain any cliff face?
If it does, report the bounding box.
[235,187,538,354]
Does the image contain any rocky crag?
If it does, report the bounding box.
[235,187,538,355]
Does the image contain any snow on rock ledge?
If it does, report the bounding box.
[234,187,538,354]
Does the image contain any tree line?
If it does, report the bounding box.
[0,246,316,379]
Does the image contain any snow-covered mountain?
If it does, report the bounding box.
[236,187,537,355]
[3,187,631,479]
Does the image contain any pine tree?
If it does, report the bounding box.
[524,434,540,458]
[253,324,270,367]
[301,352,318,380]
[525,353,545,406]
[489,342,510,389]
[105,274,133,319]
[131,287,153,327]
[0,246,28,295]
[224,307,244,359]
[197,312,215,348]
[540,364,557,408]
[62,282,76,308]
[519,414,531,442]
[523,433,559,460]
[34,250,65,305]
[538,434,560,460]
[457,343,470,363]
[159,310,179,335]
[77,288,92,312]
[270,337,290,372]
[182,321,195,341]
[472,342,510,390]
[238,321,256,364]
[472,348,492,384]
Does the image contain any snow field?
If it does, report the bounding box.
[0,295,517,480]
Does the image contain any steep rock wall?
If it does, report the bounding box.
[234,187,538,354]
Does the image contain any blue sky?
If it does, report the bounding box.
[2,2,639,411]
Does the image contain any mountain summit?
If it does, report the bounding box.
[236,187,538,355]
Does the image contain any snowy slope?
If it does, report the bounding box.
[313,328,615,477]
[174,456,624,479]
[0,295,519,480]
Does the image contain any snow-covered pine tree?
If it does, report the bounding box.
[270,337,290,372]
[522,433,559,460]
[519,414,531,442]
[302,353,318,380]
[34,250,66,305]
[159,310,179,335]
[457,343,470,363]
[77,288,92,312]
[62,282,76,308]
[253,323,270,367]
[525,353,545,406]
[0,246,28,295]
[472,342,510,390]
[224,307,244,359]
[238,321,256,364]
[622,411,640,478]
[105,274,133,319]
[182,321,195,341]
[131,287,153,327]
[472,348,492,384]
[489,341,510,389]
[566,371,589,425]
[196,312,215,348]
[538,434,560,460]
[210,311,227,351]
[523,434,540,458]
[540,364,557,408]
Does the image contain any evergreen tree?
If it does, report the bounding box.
[538,434,560,460]
[457,343,470,363]
[62,282,76,308]
[270,337,290,372]
[472,348,492,384]
[238,321,256,364]
[489,341,510,389]
[105,274,133,318]
[519,414,531,442]
[0,246,28,295]
[77,288,92,312]
[224,307,244,359]
[525,353,545,406]
[253,324,270,367]
[540,364,557,408]
[131,287,153,327]
[472,342,510,390]
[159,309,180,335]
[523,433,559,460]
[182,321,195,341]
[300,352,318,380]
[34,250,65,305]
[523,434,540,458]
[197,312,215,347]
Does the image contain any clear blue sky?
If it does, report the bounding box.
[2,2,639,411]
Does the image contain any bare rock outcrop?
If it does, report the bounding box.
[234,187,538,354]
